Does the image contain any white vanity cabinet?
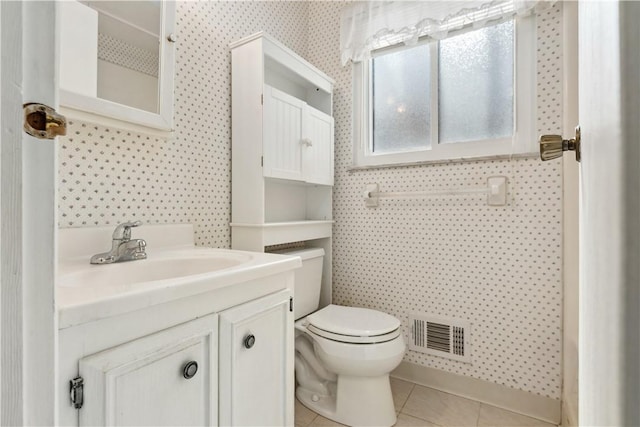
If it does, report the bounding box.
[58,263,297,426]
[78,314,218,426]
[219,290,294,426]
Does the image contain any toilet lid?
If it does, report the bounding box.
[306,305,400,337]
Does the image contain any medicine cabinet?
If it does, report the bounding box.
[58,0,176,131]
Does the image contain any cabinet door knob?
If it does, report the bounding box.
[244,334,256,349]
[182,361,198,379]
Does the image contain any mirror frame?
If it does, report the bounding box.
[60,1,176,131]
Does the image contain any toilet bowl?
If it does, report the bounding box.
[273,247,406,427]
[295,305,405,427]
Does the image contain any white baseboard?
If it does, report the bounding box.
[391,361,561,425]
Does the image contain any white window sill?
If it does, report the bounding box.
[347,152,539,171]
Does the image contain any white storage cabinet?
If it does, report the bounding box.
[230,32,335,308]
[263,85,333,185]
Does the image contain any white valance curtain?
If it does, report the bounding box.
[340,0,555,65]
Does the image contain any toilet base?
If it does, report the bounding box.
[296,374,397,427]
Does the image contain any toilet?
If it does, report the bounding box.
[276,247,406,427]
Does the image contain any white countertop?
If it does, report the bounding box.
[57,224,301,329]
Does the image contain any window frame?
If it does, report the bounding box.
[352,16,537,168]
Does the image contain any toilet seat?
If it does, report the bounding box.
[307,324,400,344]
[305,305,401,344]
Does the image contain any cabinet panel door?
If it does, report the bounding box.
[219,290,294,426]
[79,314,218,426]
[263,85,305,181]
[303,106,334,185]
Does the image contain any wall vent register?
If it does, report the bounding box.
[409,314,470,363]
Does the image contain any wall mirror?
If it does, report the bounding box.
[59,0,176,131]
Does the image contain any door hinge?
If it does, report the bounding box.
[261,156,263,167]
[70,377,84,409]
[261,94,263,105]
[289,297,294,312]
[23,103,67,139]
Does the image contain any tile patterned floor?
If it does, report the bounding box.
[295,378,557,427]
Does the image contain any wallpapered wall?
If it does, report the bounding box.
[305,2,564,400]
[58,1,564,400]
[59,1,309,247]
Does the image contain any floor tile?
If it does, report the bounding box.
[309,415,348,426]
[295,398,318,427]
[402,386,481,427]
[391,377,415,412]
[395,412,439,426]
[477,404,556,427]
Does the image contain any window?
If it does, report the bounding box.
[353,17,536,167]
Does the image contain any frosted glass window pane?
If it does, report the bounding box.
[372,45,430,153]
[439,21,514,144]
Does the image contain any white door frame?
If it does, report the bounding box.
[1,1,58,424]
[579,1,640,425]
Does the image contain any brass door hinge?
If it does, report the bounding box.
[23,103,67,139]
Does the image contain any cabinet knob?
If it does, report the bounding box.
[244,334,256,349]
[182,361,198,379]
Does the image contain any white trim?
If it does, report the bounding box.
[347,152,538,171]
[562,399,578,427]
[430,42,439,151]
[561,2,579,427]
[60,106,174,138]
[1,1,58,423]
[353,17,536,168]
[392,361,561,424]
[23,1,59,423]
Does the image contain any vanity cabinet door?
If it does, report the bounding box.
[263,85,306,182]
[219,289,294,426]
[78,314,218,426]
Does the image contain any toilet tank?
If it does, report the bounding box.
[272,247,324,320]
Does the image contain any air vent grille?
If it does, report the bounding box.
[426,322,450,353]
[409,314,471,363]
[453,326,465,356]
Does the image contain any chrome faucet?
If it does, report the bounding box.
[90,221,147,264]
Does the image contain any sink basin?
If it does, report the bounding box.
[58,251,253,288]
[56,224,302,329]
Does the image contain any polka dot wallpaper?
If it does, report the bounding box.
[58,1,564,400]
[306,2,563,400]
[98,33,159,77]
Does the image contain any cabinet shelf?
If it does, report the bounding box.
[231,220,333,247]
